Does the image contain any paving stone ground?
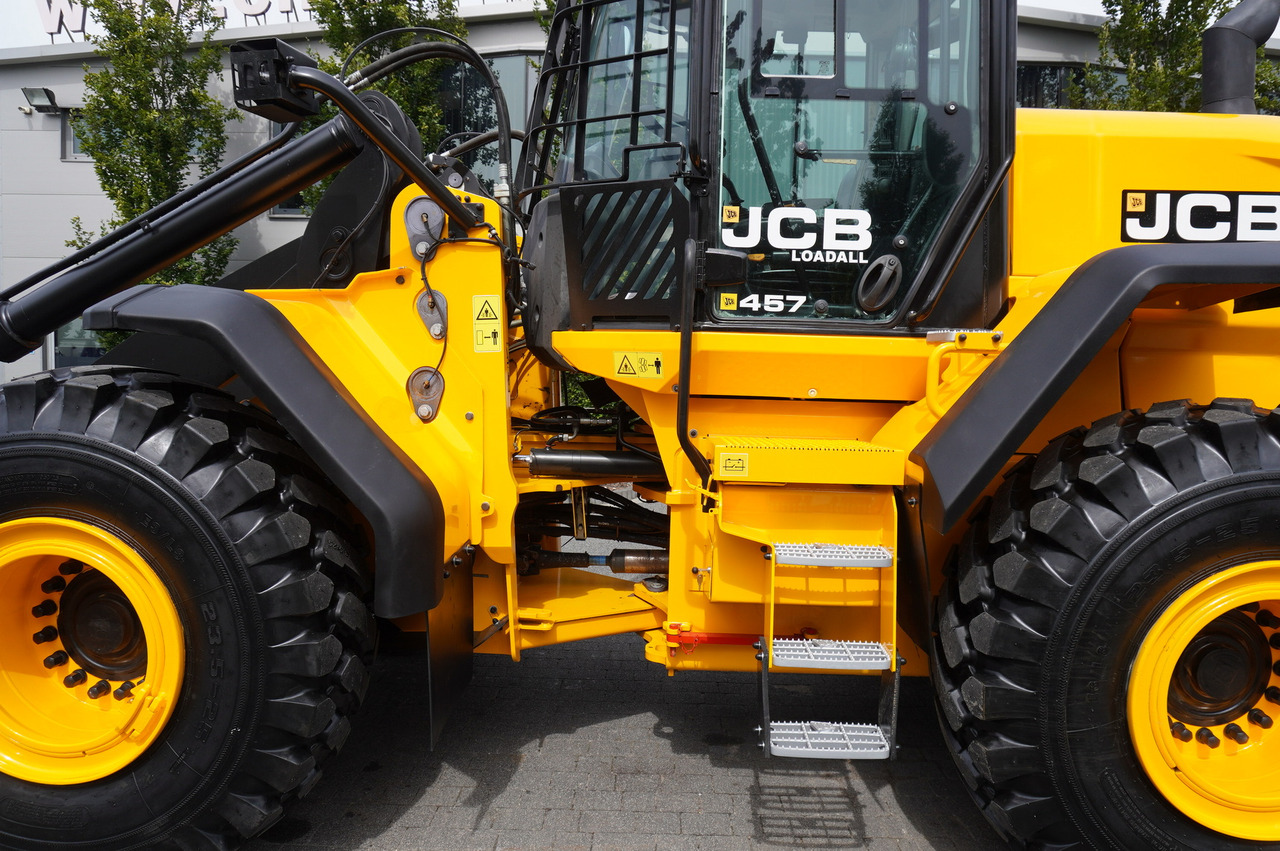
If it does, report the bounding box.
[247,632,1004,851]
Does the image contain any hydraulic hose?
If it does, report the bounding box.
[288,65,478,228]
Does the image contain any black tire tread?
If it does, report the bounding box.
[0,366,373,849]
[933,398,1280,850]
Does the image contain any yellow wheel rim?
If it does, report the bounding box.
[1129,561,1280,840]
[0,517,185,784]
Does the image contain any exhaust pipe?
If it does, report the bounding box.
[1202,0,1280,113]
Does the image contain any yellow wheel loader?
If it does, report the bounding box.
[2,0,1280,846]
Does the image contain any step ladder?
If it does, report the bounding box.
[757,538,900,760]
[756,636,901,760]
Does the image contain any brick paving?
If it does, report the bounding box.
[248,633,1003,851]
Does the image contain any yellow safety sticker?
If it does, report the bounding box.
[1126,192,1146,212]
[718,453,749,478]
[612,351,665,379]
[473,295,502,352]
[722,205,740,223]
[719,293,738,311]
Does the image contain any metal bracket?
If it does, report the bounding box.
[571,486,588,540]
[416,288,448,340]
[407,367,445,421]
[756,636,772,757]
[877,658,903,760]
[473,615,509,648]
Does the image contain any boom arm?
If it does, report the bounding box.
[0,44,479,363]
[0,116,364,362]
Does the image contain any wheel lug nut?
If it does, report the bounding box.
[31,626,57,644]
[1170,722,1193,741]
[58,560,83,576]
[86,680,110,699]
[1268,686,1280,705]
[42,650,68,668]
[1249,708,1274,728]
[40,576,65,594]
[112,681,135,701]
[1258,609,1280,628]
[30,600,56,617]
[1224,723,1249,744]
[62,669,86,688]
[1196,727,1222,748]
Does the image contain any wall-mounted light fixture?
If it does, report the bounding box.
[19,87,59,115]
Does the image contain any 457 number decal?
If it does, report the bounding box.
[720,292,807,313]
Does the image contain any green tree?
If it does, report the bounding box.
[1073,0,1280,112]
[70,0,238,287]
[309,0,468,153]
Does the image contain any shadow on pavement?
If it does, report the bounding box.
[248,632,1004,850]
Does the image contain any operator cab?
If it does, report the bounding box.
[519,0,1011,364]
[718,0,983,321]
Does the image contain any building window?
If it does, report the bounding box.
[439,52,539,190]
[54,318,107,367]
[61,111,91,162]
[270,190,309,217]
[1016,63,1085,108]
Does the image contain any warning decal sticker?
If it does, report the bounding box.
[718,453,748,478]
[612,351,664,379]
[473,295,502,352]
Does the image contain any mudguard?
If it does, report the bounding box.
[84,283,444,618]
[913,241,1280,533]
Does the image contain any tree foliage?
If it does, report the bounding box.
[71,0,239,287]
[1073,0,1280,113]
[309,0,468,153]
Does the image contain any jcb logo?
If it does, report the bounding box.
[1122,190,1280,243]
[722,206,871,251]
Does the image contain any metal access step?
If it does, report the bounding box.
[771,638,892,670]
[773,542,893,567]
[768,721,891,759]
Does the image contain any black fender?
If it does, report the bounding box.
[84,284,443,619]
[912,242,1280,533]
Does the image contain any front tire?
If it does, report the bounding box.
[0,367,373,849]
[934,399,1280,849]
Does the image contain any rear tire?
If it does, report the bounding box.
[934,399,1280,849]
[0,367,373,849]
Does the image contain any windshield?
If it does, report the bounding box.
[715,0,981,322]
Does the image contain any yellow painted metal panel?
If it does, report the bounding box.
[251,187,519,570]
[1123,304,1280,410]
[1013,109,1280,278]
[553,329,932,401]
[708,436,904,485]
